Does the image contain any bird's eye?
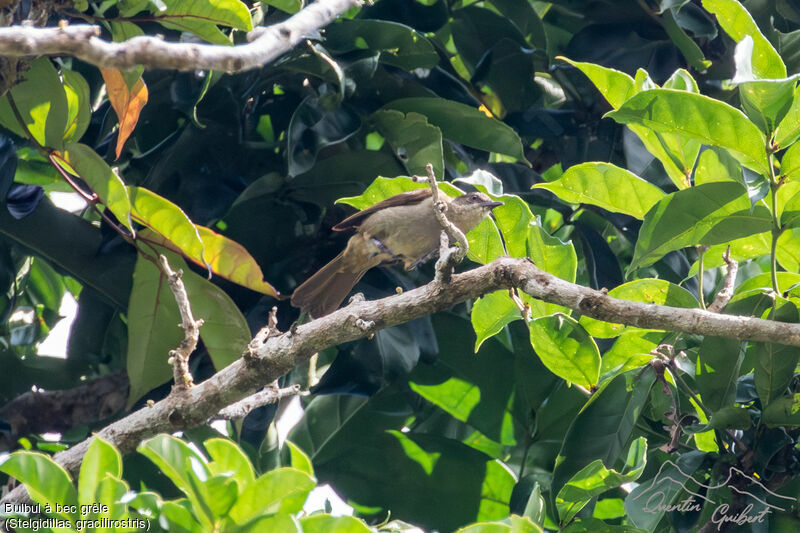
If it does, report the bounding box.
[470,194,479,201]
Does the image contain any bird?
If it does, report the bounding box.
[291,188,503,318]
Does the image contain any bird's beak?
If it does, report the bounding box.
[481,200,504,209]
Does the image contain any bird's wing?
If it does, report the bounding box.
[332,188,433,231]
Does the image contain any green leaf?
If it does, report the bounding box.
[471,290,521,351]
[556,438,647,525]
[559,58,635,109]
[661,9,712,71]
[702,0,786,78]
[0,58,68,149]
[129,187,206,266]
[625,451,707,530]
[158,0,252,45]
[599,330,658,382]
[179,261,251,371]
[552,369,657,512]
[630,182,772,271]
[533,162,665,219]
[62,68,92,143]
[754,298,800,406]
[695,337,745,412]
[0,451,78,521]
[125,255,183,407]
[325,20,439,70]
[227,468,315,523]
[525,223,576,318]
[138,434,208,496]
[285,440,314,476]
[371,110,443,178]
[581,279,699,338]
[93,476,131,528]
[78,436,123,506]
[606,89,769,174]
[410,314,517,445]
[529,314,601,388]
[300,515,372,533]
[560,59,698,188]
[458,515,543,533]
[236,514,299,533]
[262,0,301,13]
[141,225,279,296]
[61,142,134,234]
[775,84,800,148]
[385,97,527,162]
[205,437,255,485]
[488,0,547,51]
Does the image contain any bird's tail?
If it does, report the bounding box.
[291,252,367,318]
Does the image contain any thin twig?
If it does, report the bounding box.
[425,163,468,283]
[707,246,739,313]
[216,383,305,420]
[159,255,203,391]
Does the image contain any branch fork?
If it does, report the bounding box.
[423,163,469,284]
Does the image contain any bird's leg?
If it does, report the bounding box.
[369,237,401,261]
[406,248,438,270]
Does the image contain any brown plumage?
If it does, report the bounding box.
[291,189,502,318]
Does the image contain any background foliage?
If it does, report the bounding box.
[4,0,800,531]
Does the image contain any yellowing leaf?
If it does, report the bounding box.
[101,69,149,159]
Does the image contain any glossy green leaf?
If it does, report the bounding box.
[125,255,182,407]
[754,298,800,406]
[325,20,439,70]
[552,368,657,508]
[411,314,517,445]
[533,162,665,219]
[205,437,255,485]
[129,187,206,266]
[300,515,372,533]
[661,9,712,71]
[556,438,647,525]
[385,98,527,162]
[228,468,315,523]
[581,279,699,337]
[161,500,204,533]
[0,58,68,149]
[236,513,299,533]
[561,58,699,188]
[61,142,134,233]
[529,314,601,388]
[686,231,771,277]
[0,451,78,521]
[630,182,772,271]
[696,336,745,412]
[625,451,707,530]
[526,222,576,317]
[337,175,459,209]
[471,290,521,351]
[607,89,769,174]
[599,330,658,382]
[371,109,443,178]
[457,515,543,533]
[702,0,786,78]
[489,0,547,51]
[733,37,797,133]
[93,477,131,529]
[78,436,123,506]
[777,228,800,271]
[62,68,91,143]
[158,0,252,45]
[138,434,208,495]
[285,440,314,476]
[558,58,636,109]
[490,193,534,257]
[775,84,800,148]
[179,260,251,371]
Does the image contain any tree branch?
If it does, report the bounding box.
[5,256,800,504]
[0,0,359,72]
[159,255,202,392]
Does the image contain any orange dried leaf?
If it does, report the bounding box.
[101,68,149,159]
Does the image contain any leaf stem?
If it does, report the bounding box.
[697,246,706,309]
[768,151,783,295]
[7,93,44,151]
